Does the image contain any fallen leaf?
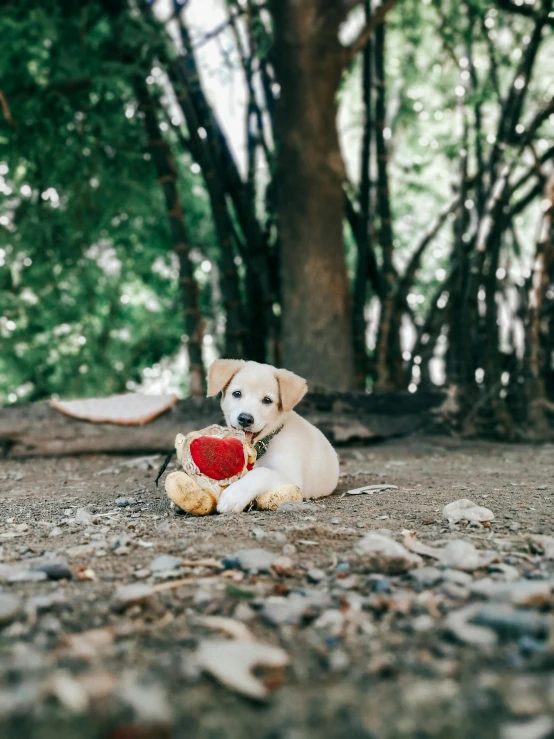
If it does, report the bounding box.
[196,639,289,700]
[443,499,494,523]
[402,530,443,560]
[197,615,255,642]
[346,485,398,496]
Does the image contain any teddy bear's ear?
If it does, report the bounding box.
[274,368,308,412]
[207,359,246,397]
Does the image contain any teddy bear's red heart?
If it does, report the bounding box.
[190,436,246,481]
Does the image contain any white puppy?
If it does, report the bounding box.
[207,359,339,513]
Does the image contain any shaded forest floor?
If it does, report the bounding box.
[1,436,554,738]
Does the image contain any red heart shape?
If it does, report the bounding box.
[190,436,246,481]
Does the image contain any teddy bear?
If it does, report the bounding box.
[159,424,302,515]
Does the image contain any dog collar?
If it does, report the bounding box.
[254,425,283,460]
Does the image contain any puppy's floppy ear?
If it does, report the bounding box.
[275,368,308,412]
[207,359,246,397]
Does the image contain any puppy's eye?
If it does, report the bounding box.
[262,396,273,405]
[232,390,242,399]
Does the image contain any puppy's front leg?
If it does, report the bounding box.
[217,467,294,513]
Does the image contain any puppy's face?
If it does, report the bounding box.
[207,360,308,441]
[223,363,281,440]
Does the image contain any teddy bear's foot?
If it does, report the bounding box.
[165,471,217,516]
[256,484,303,512]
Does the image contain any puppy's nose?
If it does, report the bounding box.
[238,413,254,428]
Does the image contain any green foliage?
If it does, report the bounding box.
[0,1,214,404]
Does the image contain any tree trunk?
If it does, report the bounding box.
[352,0,373,390]
[271,0,354,390]
[373,21,403,390]
[524,172,554,434]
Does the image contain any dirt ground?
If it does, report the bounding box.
[1,435,554,739]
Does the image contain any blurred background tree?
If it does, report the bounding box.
[1,0,553,438]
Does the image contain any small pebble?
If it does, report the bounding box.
[261,594,313,626]
[442,569,473,586]
[112,583,154,611]
[272,556,294,575]
[306,568,326,583]
[40,615,62,634]
[75,507,95,526]
[438,540,483,572]
[354,532,422,574]
[371,577,391,593]
[411,615,435,633]
[33,559,72,581]
[500,716,553,739]
[327,649,350,672]
[411,567,443,588]
[472,604,550,639]
[441,582,469,600]
[235,549,276,573]
[518,635,547,654]
[0,594,22,626]
[149,555,182,573]
[471,578,554,607]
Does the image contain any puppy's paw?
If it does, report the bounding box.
[217,484,254,514]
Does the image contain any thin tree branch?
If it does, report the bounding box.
[509,179,546,219]
[344,0,399,64]
[510,144,554,197]
[398,194,462,295]
[345,191,384,299]
[494,0,554,26]
[516,97,554,149]
[0,89,15,127]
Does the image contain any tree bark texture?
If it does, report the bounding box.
[524,172,554,433]
[373,22,403,390]
[352,0,374,390]
[271,0,354,390]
